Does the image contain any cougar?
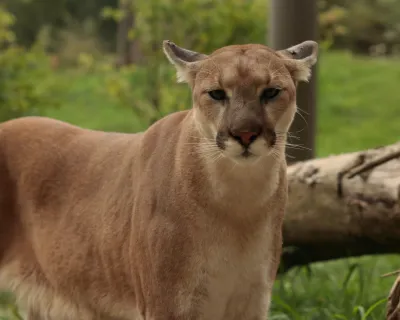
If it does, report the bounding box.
[0,39,318,319]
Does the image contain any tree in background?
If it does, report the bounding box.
[114,0,142,66]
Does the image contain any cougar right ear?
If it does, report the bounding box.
[278,40,319,82]
[162,40,208,83]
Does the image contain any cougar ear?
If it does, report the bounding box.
[278,40,318,82]
[162,40,208,83]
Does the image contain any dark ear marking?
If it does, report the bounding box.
[278,40,319,82]
[163,40,208,65]
[162,40,208,83]
[279,40,318,66]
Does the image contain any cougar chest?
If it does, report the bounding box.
[196,224,272,320]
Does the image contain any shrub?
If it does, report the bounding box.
[319,0,400,55]
[0,6,63,122]
[0,45,64,121]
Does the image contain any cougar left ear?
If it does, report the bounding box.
[278,40,318,82]
[162,40,208,83]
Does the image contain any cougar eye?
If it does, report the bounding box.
[260,88,281,102]
[208,89,227,101]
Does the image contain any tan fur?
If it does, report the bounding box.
[0,40,318,319]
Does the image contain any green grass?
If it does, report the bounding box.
[271,255,400,319]
[317,51,400,156]
[1,50,400,319]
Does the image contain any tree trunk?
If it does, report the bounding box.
[127,7,142,65]
[269,0,318,162]
[116,0,141,67]
[387,274,400,319]
[281,141,400,273]
[116,0,130,67]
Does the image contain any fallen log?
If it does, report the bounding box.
[387,273,400,320]
[280,141,400,272]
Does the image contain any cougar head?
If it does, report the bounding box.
[163,40,318,164]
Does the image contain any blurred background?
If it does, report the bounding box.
[0,0,399,319]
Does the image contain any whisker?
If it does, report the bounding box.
[208,151,225,165]
[297,106,310,116]
[228,160,239,174]
[270,149,283,161]
[285,145,312,151]
[287,134,300,141]
[274,140,310,149]
[287,126,306,135]
[187,135,214,141]
[184,142,217,147]
[271,145,295,160]
[295,109,309,128]
[200,148,221,155]
[285,142,308,146]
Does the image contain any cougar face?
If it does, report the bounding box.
[163,40,318,164]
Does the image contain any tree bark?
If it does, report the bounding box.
[116,0,130,67]
[387,274,400,319]
[269,0,318,162]
[281,141,400,273]
[116,0,142,67]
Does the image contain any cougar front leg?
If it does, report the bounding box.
[233,284,272,320]
[234,235,282,320]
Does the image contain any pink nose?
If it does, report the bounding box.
[233,131,259,147]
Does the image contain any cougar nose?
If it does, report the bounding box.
[230,131,260,147]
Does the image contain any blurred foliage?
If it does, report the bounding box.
[3,0,400,58]
[0,6,63,122]
[100,0,400,125]
[4,0,116,50]
[0,7,15,45]
[0,291,21,320]
[319,0,400,55]
[54,19,105,67]
[104,64,191,128]
[0,45,62,121]
[101,0,267,126]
